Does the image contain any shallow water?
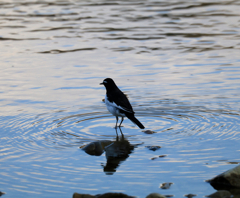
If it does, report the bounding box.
[0,0,240,197]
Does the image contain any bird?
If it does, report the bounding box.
[100,78,145,129]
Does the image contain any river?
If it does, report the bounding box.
[0,0,240,197]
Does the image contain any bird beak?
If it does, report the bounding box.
[100,82,103,85]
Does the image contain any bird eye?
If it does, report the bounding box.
[103,80,107,83]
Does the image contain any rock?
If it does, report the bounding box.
[206,190,231,198]
[146,146,161,151]
[105,139,132,158]
[159,182,173,189]
[146,193,166,198]
[151,155,167,160]
[143,130,156,134]
[73,192,134,198]
[184,194,196,198]
[207,165,240,188]
[73,193,96,198]
[96,192,135,198]
[81,140,112,156]
[103,138,134,174]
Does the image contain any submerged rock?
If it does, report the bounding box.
[96,192,135,198]
[145,146,161,151]
[146,193,166,198]
[159,182,173,189]
[103,137,134,175]
[105,139,133,158]
[151,155,167,160]
[73,193,95,198]
[143,130,156,134]
[184,194,196,198]
[207,165,240,188]
[81,140,112,156]
[206,190,231,198]
[73,192,134,198]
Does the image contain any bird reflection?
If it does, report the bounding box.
[103,128,134,175]
[81,127,135,175]
[115,125,124,136]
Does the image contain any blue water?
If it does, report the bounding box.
[0,0,240,197]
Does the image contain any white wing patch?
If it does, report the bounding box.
[112,101,133,113]
[105,95,132,117]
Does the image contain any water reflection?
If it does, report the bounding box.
[82,128,136,175]
[104,132,135,175]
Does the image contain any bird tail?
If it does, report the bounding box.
[125,113,145,129]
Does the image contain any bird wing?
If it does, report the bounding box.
[107,90,134,114]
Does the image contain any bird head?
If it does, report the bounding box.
[100,78,117,90]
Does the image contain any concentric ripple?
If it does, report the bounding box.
[0,102,239,157]
[0,101,240,197]
[0,0,240,197]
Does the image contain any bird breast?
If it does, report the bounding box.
[105,95,125,117]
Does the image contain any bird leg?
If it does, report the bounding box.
[119,117,124,128]
[115,116,119,129]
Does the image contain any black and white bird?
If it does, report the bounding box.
[100,78,145,129]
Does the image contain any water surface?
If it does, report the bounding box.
[0,0,240,197]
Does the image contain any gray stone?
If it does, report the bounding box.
[73,192,134,198]
[73,193,96,198]
[206,190,232,198]
[207,165,240,188]
[159,182,173,189]
[184,194,196,198]
[81,140,112,156]
[143,130,156,134]
[96,192,135,198]
[145,146,161,151]
[105,139,132,158]
[146,193,166,198]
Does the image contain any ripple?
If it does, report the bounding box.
[38,48,96,54]
[0,102,239,160]
[0,0,240,197]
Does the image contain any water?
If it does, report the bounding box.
[0,0,240,197]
